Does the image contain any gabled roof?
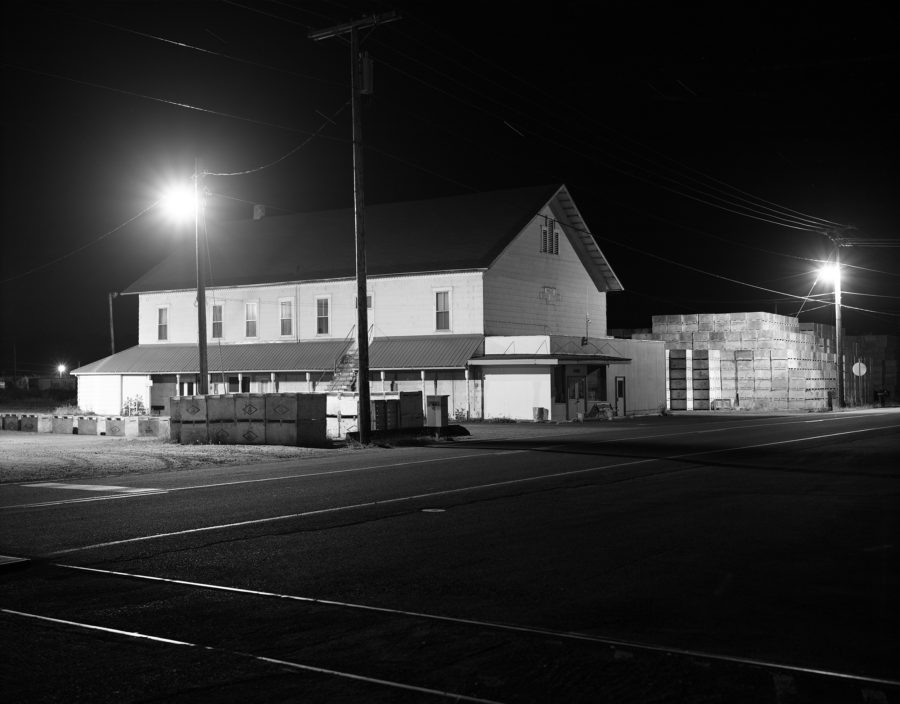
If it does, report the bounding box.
[125,184,623,294]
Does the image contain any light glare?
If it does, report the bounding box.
[161,183,197,223]
[819,263,840,284]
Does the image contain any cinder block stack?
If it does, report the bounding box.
[642,311,841,411]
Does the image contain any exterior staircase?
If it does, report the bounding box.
[329,346,359,392]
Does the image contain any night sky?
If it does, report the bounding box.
[2,1,898,378]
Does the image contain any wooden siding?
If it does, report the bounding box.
[137,272,485,345]
[483,206,607,337]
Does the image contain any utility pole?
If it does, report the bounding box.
[195,157,208,395]
[832,241,843,408]
[309,11,400,444]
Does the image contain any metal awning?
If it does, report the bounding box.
[71,341,351,375]
[369,335,484,370]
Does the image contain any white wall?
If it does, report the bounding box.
[483,206,607,337]
[122,375,152,412]
[483,367,552,420]
[603,338,667,415]
[77,375,122,415]
[137,271,485,344]
[484,336,552,355]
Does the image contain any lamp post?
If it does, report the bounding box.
[162,158,207,395]
[819,256,843,409]
[193,158,208,395]
[57,364,66,379]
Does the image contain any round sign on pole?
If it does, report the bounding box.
[852,362,867,377]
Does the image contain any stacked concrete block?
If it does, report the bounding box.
[642,311,848,411]
[76,416,99,435]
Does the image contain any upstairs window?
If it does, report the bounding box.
[541,218,559,255]
[435,290,451,331]
[279,299,293,336]
[316,297,330,335]
[245,302,258,338]
[157,307,168,341]
[211,304,223,339]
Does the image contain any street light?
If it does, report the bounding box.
[57,364,66,378]
[161,158,208,395]
[818,257,843,408]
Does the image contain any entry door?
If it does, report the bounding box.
[615,376,626,416]
[567,376,585,418]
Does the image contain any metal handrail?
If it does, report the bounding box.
[314,325,356,391]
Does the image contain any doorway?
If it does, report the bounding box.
[615,376,626,416]
[567,375,585,419]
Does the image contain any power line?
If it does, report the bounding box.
[205,101,351,177]
[0,202,159,285]
[545,214,900,320]
[392,11,844,231]
[4,63,349,141]
[39,6,344,87]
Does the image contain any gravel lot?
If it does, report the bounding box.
[0,421,590,484]
[0,430,348,484]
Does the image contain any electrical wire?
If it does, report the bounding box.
[400,11,846,231]
[0,201,159,285]
[3,63,350,141]
[375,16,841,233]
[37,5,344,87]
[205,101,351,177]
[545,214,900,319]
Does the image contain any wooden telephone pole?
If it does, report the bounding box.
[309,11,400,444]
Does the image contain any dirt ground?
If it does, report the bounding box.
[0,430,348,484]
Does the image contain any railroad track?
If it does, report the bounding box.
[3,560,897,703]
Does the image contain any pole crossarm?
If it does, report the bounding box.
[308,10,401,40]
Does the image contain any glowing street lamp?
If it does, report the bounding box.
[161,158,208,395]
[57,364,66,378]
[818,257,843,408]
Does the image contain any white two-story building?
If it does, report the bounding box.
[73,184,666,421]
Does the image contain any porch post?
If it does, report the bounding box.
[421,370,427,417]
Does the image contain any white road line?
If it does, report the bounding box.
[11,416,892,512]
[0,608,503,704]
[45,423,898,557]
[55,564,900,688]
[6,492,168,509]
[0,451,515,511]
[20,483,159,493]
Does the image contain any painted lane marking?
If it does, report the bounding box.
[0,608,503,704]
[46,423,898,557]
[0,451,520,511]
[21,483,160,493]
[11,416,893,511]
[3,483,167,510]
[6,492,169,510]
[55,564,900,688]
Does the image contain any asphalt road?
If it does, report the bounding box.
[2,411,898,703]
